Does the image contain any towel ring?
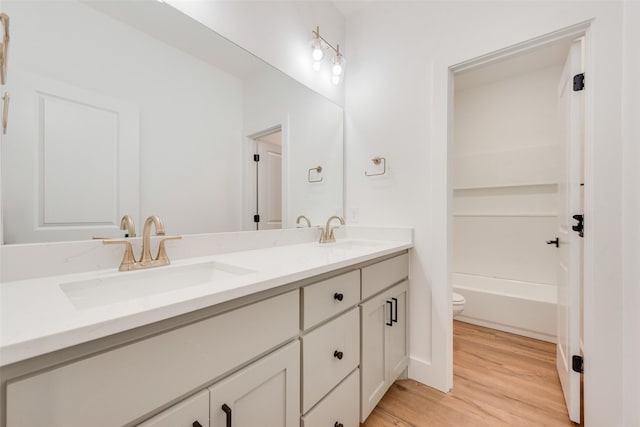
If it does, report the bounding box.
[365,157,386,176]
[308,165,323,183]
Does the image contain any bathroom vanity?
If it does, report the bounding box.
[0,230,411,427]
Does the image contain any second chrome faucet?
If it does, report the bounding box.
[105,215,181,271]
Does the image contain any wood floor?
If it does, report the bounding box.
[361,321,581,427]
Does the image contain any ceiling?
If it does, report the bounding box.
[332,1,373,18]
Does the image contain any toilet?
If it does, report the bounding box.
[452,292,466,317]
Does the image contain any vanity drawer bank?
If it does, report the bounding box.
[0,239,411,427]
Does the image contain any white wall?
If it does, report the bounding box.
[453,65,562,340]
[622,1,640,425]
[2,1,244,239]
[165,0,346,107]
[345,2,625,425]
[243,67,344,229]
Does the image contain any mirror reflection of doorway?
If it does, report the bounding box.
[253,128,282,230]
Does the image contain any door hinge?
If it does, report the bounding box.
[572,214,584,237]
[572,355,584,374]
[253,154,260,162]
[253,214,260,223]
[573,73,585,91]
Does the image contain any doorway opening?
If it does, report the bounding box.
[449,28,587,424]
[249,126,282,230]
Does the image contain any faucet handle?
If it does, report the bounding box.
[156,235,182,264]
[103,239,137,271]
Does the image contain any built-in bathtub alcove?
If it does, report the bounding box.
[452,41,573,343]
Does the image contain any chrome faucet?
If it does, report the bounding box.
[319,215,345,243]
[120,214,136,237]
[296,215,311,228]
[104,215,181,271]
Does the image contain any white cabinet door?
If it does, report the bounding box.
[209,341,300,427]
[360,290,389,421]
[388,281,409,381]
[360,280,409,422]
[137,390,209,427]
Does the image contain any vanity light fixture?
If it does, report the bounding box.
[310,26,345,85]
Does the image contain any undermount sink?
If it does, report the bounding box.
[60,261,255,309]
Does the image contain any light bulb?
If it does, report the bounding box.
[332,54,345,77]
[310,38,324,62]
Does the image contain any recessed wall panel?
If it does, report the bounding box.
[40,94,118,225]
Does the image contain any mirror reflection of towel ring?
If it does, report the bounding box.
[308,165,323,183]
[365,157,386,176]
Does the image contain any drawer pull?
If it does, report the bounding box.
[334,292,344,301]
[192,422,203,427]
[391,297,398,323]
[334,423,344,427]
[333,350,344,360]
[221,404,232,427]
[386,300,393,326]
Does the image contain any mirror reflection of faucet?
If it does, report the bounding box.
[296,215,312,228]
[319,215,345,244]
[103,215,181,271]
[120,214,136,237]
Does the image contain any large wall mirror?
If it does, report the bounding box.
[0,0,344,244]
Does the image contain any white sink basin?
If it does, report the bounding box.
[60,262,255,309]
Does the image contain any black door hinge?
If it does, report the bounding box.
[573,73,585,91]
[572,214,584,237]
[572,355,584,373]
[253,214,260,223]
[253,154,260,162]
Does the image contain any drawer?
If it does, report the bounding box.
[302,270,360,330]
[302,308,359,413]
[302,369,359,427]
[138,389,209,427]
[361,253,408,299]
[6,290,299,427]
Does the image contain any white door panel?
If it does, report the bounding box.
[556,39,583,424]
[1,69,139,243]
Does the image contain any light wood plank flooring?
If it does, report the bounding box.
[361,321,581,426]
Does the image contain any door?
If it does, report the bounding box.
[360,291,389,422]
[388,281,409,380]
[1,70,139,243]
[556,38,583,424]
[360,281,409,423]
[255,131,282,230]
[209,341,299,427]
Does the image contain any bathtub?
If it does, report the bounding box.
[453,273,557,343]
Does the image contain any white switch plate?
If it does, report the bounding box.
[348,208,359,223]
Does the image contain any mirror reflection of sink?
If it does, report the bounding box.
[60,262,255,309]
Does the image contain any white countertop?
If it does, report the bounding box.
[0,237,412,367]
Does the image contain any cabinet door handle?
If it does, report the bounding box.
[333,350,344,360]
[391,297,398,323]
[334,423,344,427]
[386,300,393,326]
[334,292,344,301]
[192,422,203,427]
[221,404,232,427]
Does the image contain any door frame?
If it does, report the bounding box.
[244,117,289,231]
[446,20,593,416]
